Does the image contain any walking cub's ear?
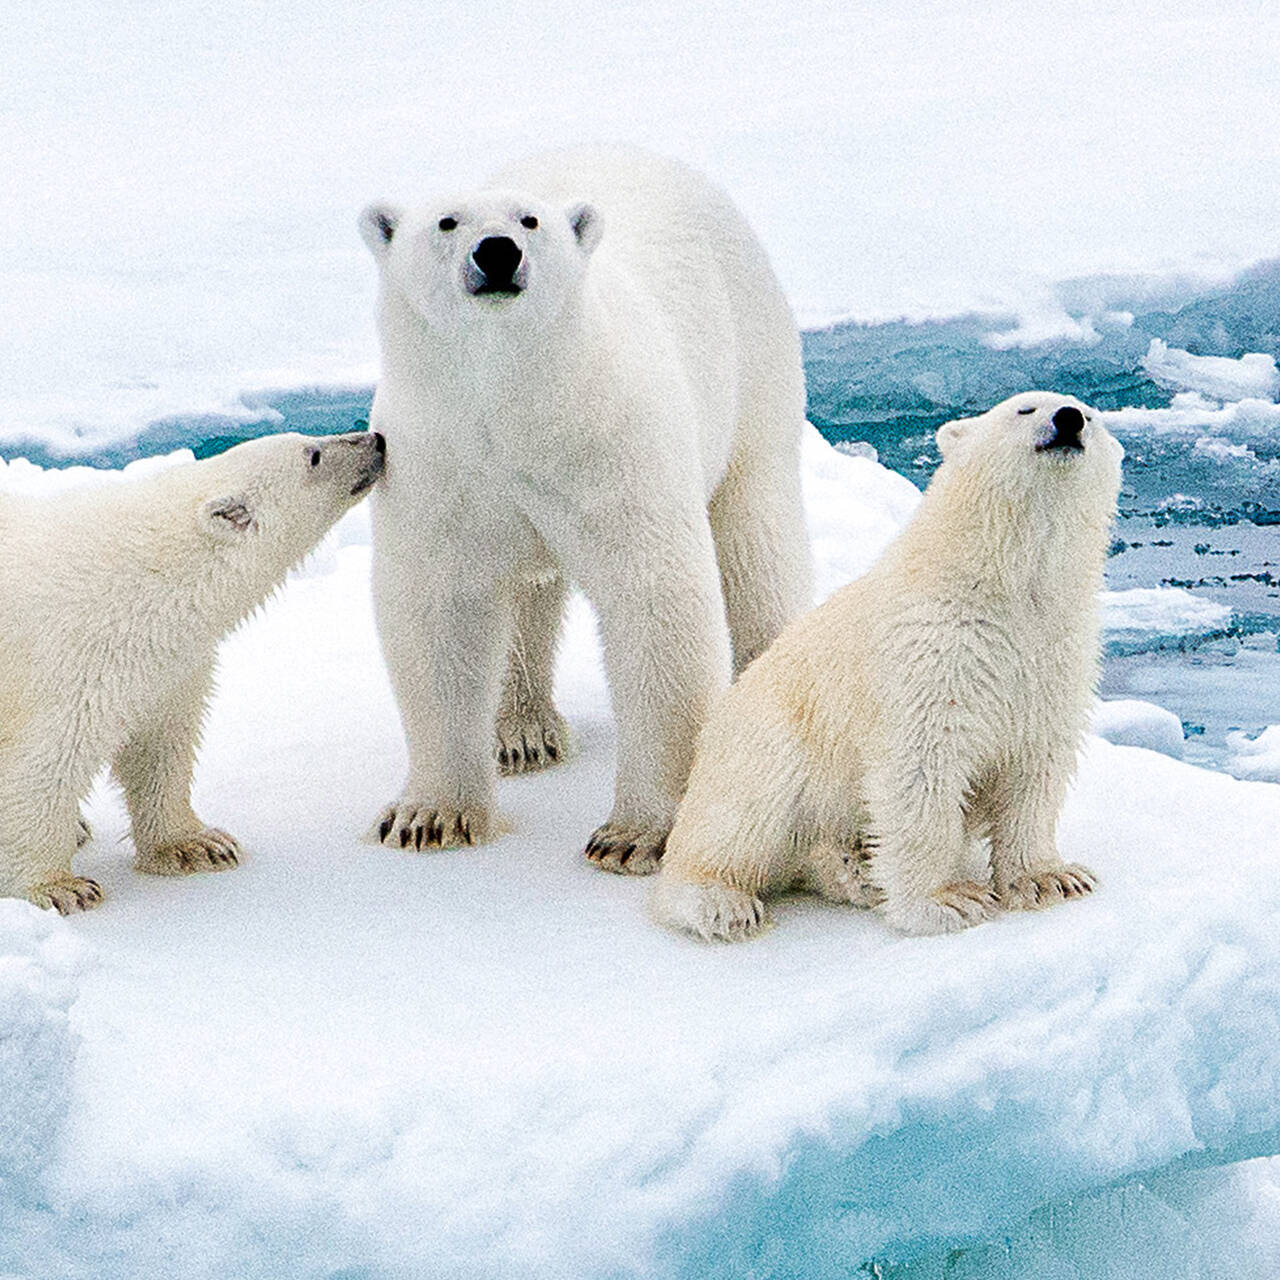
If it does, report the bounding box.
[359,203,403,259]
[200,496,257,541]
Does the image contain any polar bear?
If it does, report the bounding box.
[0,430,384,913]
[652,393,1124,939]
[359,145,811,872]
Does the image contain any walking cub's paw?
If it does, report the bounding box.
[136,828,242,876]
[29,873,104,915]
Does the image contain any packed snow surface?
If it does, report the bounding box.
[1090,697,1185,758]
[2,432,1279,1278]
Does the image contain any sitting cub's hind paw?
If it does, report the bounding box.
[881,879,999,935]
[584,821,667,876]
[136,828,242,876]
[1003,864,1096,911]
[650,878,767,942]
[29,874,104,915]
[495,707,569,776]
[371,802,494,850]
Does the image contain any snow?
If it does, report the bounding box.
[1142,339,1280,403]
[1091,698,1186,759]
[1226,726,1280,785]
[3,434,1280,1277]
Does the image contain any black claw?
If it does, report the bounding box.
[618,843,635,865]
[399,827,411,848]
[379,818,393,841]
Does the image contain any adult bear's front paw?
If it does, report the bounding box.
[584,821,668,875]
[28,873,104,915]
[371,801,494,850]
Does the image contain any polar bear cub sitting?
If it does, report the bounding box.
[653,393,1123,939]
[359,146,811,872]
[0,430,384,913]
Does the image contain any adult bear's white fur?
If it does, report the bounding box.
[653,392,1123,939]
[0,431,384,913]
[360,146,811,872]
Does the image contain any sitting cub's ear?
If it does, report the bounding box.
[359,202,403,257]
[936,418,973,462]
[566,202,603,257]
[201,496,257,540]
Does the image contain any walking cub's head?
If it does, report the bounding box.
[933,392,1123,527]
[189,430,385,589]
[359,188,603,335]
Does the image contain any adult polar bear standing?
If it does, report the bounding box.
[653,393,1124,938]
[360,146,811,872]
[0,431,384,913]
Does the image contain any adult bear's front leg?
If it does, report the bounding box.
[563,508,733,875]
[370,542,514,852]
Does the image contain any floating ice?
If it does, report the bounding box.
[1142,339,1280,403]
[1091,697,1185,758]
[1101,586,1234,656]
[1225,726,1280,784]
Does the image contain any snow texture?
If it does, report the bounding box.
[2,434,1279,1278]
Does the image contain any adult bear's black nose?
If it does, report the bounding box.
[471,236,523,290]
[1041,405,1086,451]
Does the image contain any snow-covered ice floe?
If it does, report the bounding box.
[2,429,1279,1279]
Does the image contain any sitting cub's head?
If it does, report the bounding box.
[934,392,1123,522]
[359,189,603,335]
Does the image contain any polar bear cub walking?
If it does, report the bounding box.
[0,431,384,913]
[653,393,1123,939]
[360,146,811,871]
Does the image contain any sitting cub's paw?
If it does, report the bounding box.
[371,802,494,850]
[136,828,242,876]
[1003,864,1096,911]
[650,877,766,942]
[584,821,667,876]
[496,706,568,776]
[881,879,999,935]
[29,873,104,915]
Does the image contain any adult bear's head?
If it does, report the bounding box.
[360,188,603,336]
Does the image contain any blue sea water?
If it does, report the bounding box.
[4,263,1277,771]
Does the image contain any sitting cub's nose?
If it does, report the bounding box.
[1043,404,1085,451]
[471,235,523,287]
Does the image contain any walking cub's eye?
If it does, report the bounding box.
[1017,405,1037,415]
[438,216,458,232]
[520,215,539,230]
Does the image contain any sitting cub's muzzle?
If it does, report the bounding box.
[1037,405,1086,453]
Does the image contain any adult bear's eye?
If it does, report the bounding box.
[309,449,321,467]
[438,216,458,232]
[1017,405,1036,415]
[520,215,538,230]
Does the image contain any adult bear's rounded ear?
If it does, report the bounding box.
[200,496,257,541]
[566,202,603,257]
[359,203,403,258]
